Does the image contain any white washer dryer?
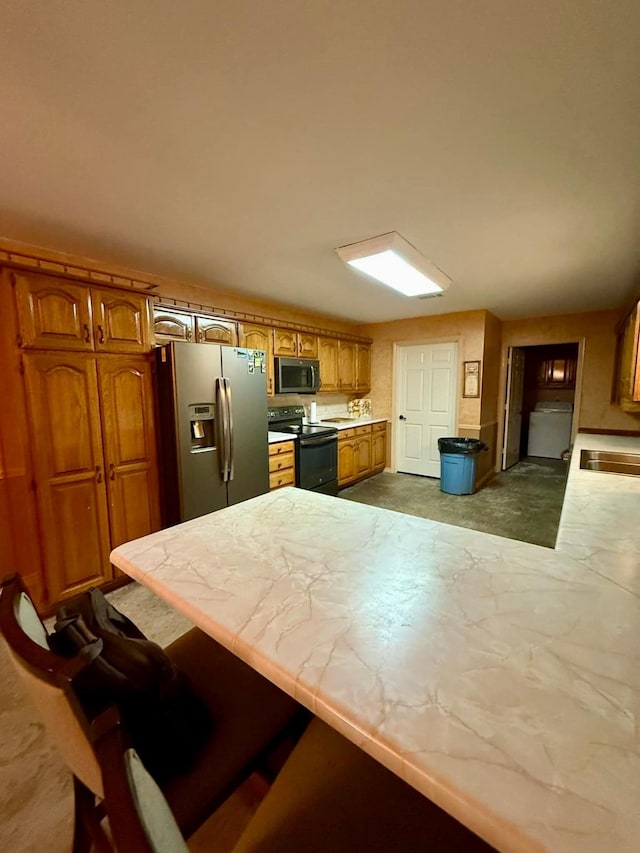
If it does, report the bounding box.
[527,401,573,458]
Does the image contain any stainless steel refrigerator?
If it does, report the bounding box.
[156,341,270,524]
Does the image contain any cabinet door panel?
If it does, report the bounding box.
[338,439,356,485]
[98,356,160,548]
[356,435,371,476]
[93,289,151,354]
[14,271,93,351]
[372,428,386,470]
[339,341,356,391]
[153,307,194,343]
[23,353,112,600]
[240,323,274,395]
[195,316,237,346]
[356,344,371,391]
[273,328,298,357]
[298,333,318,359]
[319,337,339,392]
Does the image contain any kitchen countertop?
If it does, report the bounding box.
[268,431,296,444]
[111,431,640,853]
[316,416,388,430]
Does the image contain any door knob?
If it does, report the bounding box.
[399,415,406,420]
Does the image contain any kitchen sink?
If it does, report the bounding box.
[579,449,640,476]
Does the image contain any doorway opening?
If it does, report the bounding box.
[502,342,579,470]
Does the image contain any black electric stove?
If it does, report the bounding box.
[267,406,339,495]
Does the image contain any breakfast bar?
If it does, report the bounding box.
[110,433,640,853]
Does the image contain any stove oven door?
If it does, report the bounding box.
[297,434,338,493]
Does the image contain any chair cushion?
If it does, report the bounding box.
[161,628,305,838]
[234,719,493,852]
[126,748,189,853]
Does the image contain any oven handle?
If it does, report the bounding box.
[299,434,337,447]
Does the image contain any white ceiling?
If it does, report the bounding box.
[1,1,640,324]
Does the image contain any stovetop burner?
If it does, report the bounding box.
[267,405,337,439]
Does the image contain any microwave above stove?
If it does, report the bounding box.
[274,357,320,394]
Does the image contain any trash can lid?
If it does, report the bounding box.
[438,437,488,454]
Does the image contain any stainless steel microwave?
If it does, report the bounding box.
[274,357,321,394]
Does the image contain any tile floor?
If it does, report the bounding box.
[340,457,568,548]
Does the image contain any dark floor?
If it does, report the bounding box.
[340,457,568,549]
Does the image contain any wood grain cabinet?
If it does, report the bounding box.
[153,307,195,343]
[268,440,296,490]
[371,421,387,472]
[14,271,152,354]
[617,299,640,412]
[153,305,238,348]
[337,422,386,488]
[273,328,318,359]
[194,315,237,346]
[338,341,356,391]
[318,337,339,392]
[536,357,576,389]
[240,322,275,396]
[22,351,160,602]
[355,343,371,392]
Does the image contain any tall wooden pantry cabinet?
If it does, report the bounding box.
[1,268,160,606]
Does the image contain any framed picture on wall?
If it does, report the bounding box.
[463,360,481,397]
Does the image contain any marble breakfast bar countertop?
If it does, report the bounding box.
[111,432,640,853]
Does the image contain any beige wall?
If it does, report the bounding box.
[357,310,495,479]
[501,310,639,433]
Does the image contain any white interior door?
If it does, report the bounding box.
[395,342,458,478]
[502,346,525,470]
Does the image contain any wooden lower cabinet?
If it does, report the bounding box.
[23,351,160,602]
[269,440,296,490]
[338,422,386,488]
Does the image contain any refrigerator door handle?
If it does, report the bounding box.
[216,377,230,481]
[224,377,235,481]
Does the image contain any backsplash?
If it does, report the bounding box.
[267,393,354,422]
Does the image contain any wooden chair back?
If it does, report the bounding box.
[0,574,104,796]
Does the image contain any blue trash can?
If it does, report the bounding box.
[437,437,488,495]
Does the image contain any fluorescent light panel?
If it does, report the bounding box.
[336,232,450,297]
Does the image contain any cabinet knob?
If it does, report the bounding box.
[109,463,116,481]
[95,465,102,483]
[97,324,105,344]
[83,324,91,344]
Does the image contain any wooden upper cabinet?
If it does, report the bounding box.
[194,315,238,346]
[338,341,356,391]
[13,270,93,351]
[273,328,318,359]
[92,288,151,354]
[318,337,339,392]
[13,270,152,354]
[98,356,160,549]
[298,332,318,359]
[356,343,371,392]
[153,307,194,343]
[273,328,298,357]
[22,352,113,601]
[536,357,576,389]
[240,322,274,395]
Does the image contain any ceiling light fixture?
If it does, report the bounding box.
[335,232,450,297]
